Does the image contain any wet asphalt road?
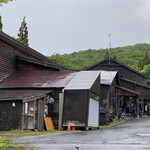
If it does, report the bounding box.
[13,116,150,150]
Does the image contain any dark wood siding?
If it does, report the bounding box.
[120,79,150,99]
[89,60,146,85]
[0,39,58,81]
[100,82,118,124]
[0,40,17,81]
[63,90,88,127]
[52,90,60,129]
[17,60,58,71]
[0,101,22,130]
[100,85,110,109]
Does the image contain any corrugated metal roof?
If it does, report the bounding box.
[0,71,76,88]
[64,71,100,90]
[101,71,117,85]
[0,89,52,101]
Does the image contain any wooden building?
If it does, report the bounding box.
[86,57,150,121]
[0,71,76,130]
[99,71,119,125]
[63,71,100,129]
[0,89,52,130]
[0,31,74,130]
[86,57,147,85]
[2,29,147,130]
[0,70,101,130]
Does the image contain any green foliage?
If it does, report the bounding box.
[104,50,109,59]
[0,0,14,6]
[49,54,77,70]
[16,37,24,44]
[48,43,150,85]
[0,136,25,149]
[18,17,29,46]
[0,129,70,137]
[0,136,12,144]
[100,119,123,129]
[48,43,150,72]
[138,50,150,70]
[141,64,150,86]
[0,15,3,31]
[113,55,117,60]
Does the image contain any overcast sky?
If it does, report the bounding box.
[1,0,150,56]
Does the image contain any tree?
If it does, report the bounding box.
[138,50,150,70]
[143,50,150,66]
[113,55,117,60]
[141,64,150,86]
[17,17,29,46]
[104,50,109,59]
[0,15,3,31]
[0,0,14,6]
[50,53,76,69]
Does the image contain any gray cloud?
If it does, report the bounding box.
[1,0,150,56]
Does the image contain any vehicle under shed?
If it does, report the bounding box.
[63,71,100,129]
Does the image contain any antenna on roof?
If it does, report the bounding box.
[108,33,111,52]
[108,33,112,64]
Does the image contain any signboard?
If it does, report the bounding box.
[29,106,34,112]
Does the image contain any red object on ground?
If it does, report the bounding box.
[67,120,71,131]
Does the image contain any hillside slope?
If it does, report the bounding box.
[49,43,150,71]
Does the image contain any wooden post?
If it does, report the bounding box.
[140,98,144,117]
[21,102,23,130]
[136,97,139,117]
[117,94,120,118]
[58,93,64,130]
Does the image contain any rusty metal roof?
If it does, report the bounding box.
[0,89,52,101]
[0,71,76,88]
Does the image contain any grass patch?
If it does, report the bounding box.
[0,129,76,137]
[99,125,109,129]
[111,119,123,125]
[0,136,26,149]
[99,119,123,129]
[0,130,78,149]
[0,136,12,143]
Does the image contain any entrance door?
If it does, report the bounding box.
[88,98,99,127]
[37,99,44,130]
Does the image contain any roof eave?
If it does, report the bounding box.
[85,57,147,78]
[0,31,71,71]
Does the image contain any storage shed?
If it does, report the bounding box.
[63,71,100,129]
[0,89,52,131]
